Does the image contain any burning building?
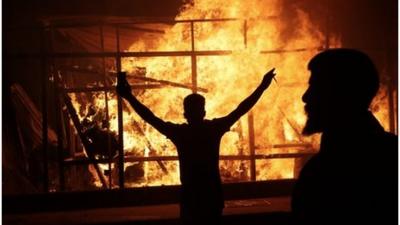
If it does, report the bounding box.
[3,0,397,224]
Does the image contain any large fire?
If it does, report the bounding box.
[69,0,390,188]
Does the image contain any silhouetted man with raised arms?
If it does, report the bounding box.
[117,69,276,225]
[292,49,397,225]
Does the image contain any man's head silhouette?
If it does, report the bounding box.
[183,93,206,124]
[302,49,380,135]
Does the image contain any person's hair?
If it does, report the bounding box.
[183,93,205,112]
[308,48,379,109]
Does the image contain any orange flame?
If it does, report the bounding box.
[120,0,325,186]
[69,0,389,187]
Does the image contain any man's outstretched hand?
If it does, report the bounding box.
[116,72,132,99]
[261,68,276,90]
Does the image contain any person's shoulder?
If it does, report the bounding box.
[379,132,398,173]
[383,131,397,146]
[207,118,225,125]
[207,118,231,131]
[162,121,187,139]
[384,131,397,139]
[209,117,227,122]
[371,131,398,162]
[165,121,186,128]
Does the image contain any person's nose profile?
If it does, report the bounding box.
[302,88,311,103]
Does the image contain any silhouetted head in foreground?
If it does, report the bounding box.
[302,49,379,135]
[184,93,206,124]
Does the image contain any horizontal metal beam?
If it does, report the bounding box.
[259,47,323,54]
[64,157,111,165]
[6,47,322,59]
[118,25,165,34]
[63,152,316,165]
[257,143,313,149]
[123,153,315,161]
[63,84,163,93]
[63,84,207,94]
[110,73,209,93]
[50,50,233,58]
[6,16,280,30]
[42,17,243,29]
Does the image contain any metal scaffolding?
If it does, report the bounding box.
[34,17,326,192]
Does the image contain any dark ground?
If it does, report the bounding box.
[3,197,291,225]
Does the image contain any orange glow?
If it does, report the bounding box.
[68,0,391,187]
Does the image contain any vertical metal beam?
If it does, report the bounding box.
[190,21,198,93]
[388,78,396,133]
[395,89,398,134]
[55,74,66,191]
[243,19,254,181]
[116,26,125,188]
[243,20,248,48]
[40,26,49,192]
[49,27,66,191]
[56,93,66,191]
[382,29,398,134]
[248,112,256,181]
[100,25,113,189]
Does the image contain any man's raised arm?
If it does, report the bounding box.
[116,72,170,135]
[221,68,276,127]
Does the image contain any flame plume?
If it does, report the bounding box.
[71,0,347,187]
